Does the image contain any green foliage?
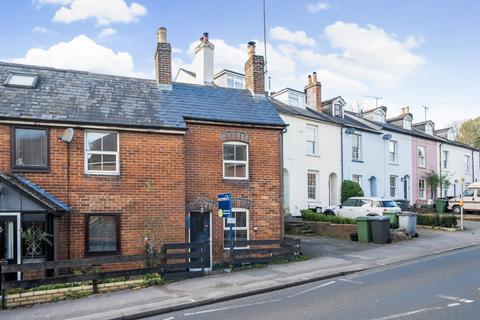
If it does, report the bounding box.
[142,273,165,286]
[417,214,457,228]
[424,170,451,199]
[301,209,356,225]
[341,180,364,202]
[457,117,480,149]
[20,225,52,259]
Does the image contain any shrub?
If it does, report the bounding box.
[417,214,457,228]
[301,209,356,225]
[341,180,364,202]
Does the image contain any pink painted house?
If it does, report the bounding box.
[411,123,439,204]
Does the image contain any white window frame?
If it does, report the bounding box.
[465,155,471,174]
[307,171,318,201]
[425,124,434,135]
[288,93,300,108]
[352,134,362,161]
[226,74,244,89]
[443,150,449,170]
[418,179,426,200]
[334,103,343,118]
[352,174,362,187]
[223,141,249,180]
[404,118,412,130]
[306,125,318,156]
[418,146,426,168]
[389,140,398,164]
[390,175,397,198]
[223,208,249,249]
[84,130,120,175]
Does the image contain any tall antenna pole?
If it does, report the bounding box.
[263,0,269,93]
[422,105,429,121]
[364,95,382,108]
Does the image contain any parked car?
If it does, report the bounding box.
[324,197,401,219]
[448,182,480,214]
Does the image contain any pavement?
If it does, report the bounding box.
[145,245,480,320]
[3,221,480,320]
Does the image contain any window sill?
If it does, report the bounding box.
[223,178,249,182]
[11,167,50,173]
[352,159,364,163]
[306,153,320,158]
[86,251,120,257]
[84,172,120,177]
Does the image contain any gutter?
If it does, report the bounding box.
[340,127,344,184]
[280,126,288,239]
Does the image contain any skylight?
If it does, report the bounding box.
[4,72,39,88]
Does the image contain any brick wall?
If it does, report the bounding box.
[0,124,186,260]
[184,122,283,263]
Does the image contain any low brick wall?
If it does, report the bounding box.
[304,221,357,239]
[6,279,145,308]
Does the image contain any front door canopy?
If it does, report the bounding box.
[0,172,70,215]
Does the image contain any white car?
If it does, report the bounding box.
[324,197,401,219]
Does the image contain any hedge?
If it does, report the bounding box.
[301,209,356,225]
[417,214,457,228]
[341,180,364,202]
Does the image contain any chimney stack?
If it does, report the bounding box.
[192,32,215,85]
[305,72,322,112]
[154,27,172,87]
[244,41,265,95]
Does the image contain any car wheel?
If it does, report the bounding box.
[324,210,335,216]
[452,206,461,214]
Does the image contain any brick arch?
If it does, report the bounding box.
[186,197,215,212]
[220,131,251,144]
[232,197,252,209]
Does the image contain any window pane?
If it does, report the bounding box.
[227,76,234,88]
[88,216,117,252]
[223,144,235,160]
[7,74,37,87]
[235,145,247,161]
[307,127,315,141]
[102,154,117,171]
[235,211,247,227]
[235,230,248,241]
[87,154,102,171]
[102,133,118,152]
[15,128,47,167]
[224,163,235,177]
[235,164,247,178]
[342,199,358,207]
[86,132,104,151]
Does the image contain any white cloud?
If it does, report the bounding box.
[270,26,316,46]
[306,2,330,13]
[98,28,117,38]
[11,35,137,77]
[34,0,73,8]
[52,0,147,25]
[32,26,53,34]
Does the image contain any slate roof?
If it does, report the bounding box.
[0,172,70,214]
[271,98,343,126]
[0,62,285,129]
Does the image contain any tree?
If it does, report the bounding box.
[424,170,451,199]
[457,117,480,148]
[341,180,364,202]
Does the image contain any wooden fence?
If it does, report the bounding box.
[0,238,301,309]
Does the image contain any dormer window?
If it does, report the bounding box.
[4,72,39,88]
[334,103,343,118]
[425,124,434,135]
[447,130,455,141]
[288,94,300,108]
[403,118,412,130]
[226,75,244,89]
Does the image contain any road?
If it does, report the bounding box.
[145,245,480,320]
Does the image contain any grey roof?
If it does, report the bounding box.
[387,113,412,122]
[343,111,382,133]
[0,172,70,214]
[0,62,284,129]
[271,98,343,126]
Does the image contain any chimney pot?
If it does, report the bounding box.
[245,41,264,95]
[405,106,410,114]
[307,74,312,85]
[157,27,167,43]
[312,72,317,83]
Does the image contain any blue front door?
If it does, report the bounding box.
[189,212,210,268]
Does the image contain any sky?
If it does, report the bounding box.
[0,0,479,128]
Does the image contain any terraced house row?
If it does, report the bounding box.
[0,27,478,274]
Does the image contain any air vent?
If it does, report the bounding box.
[4,72,39,88]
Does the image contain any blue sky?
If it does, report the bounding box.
[1,0,478,127]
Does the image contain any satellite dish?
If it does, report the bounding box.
[59,128,75,143]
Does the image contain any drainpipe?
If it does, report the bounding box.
[280,126,288,239]
[472,150,475,182]
[439,142,443,198]
[340,127,344,183]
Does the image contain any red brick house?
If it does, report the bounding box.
[0,27,285,275]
